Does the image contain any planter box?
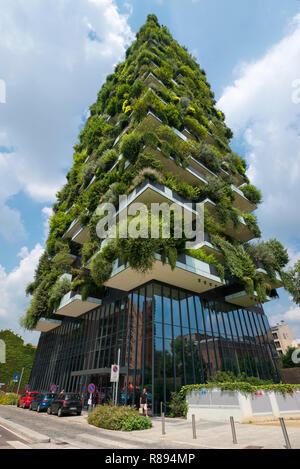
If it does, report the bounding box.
[187,389,300,423]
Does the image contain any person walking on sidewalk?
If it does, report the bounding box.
[140,388,148,417]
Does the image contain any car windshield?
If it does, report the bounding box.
[65,393,81,400]
[45,393,57,399]
[29,393,39,397]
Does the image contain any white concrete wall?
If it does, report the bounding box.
[187,389,300,423]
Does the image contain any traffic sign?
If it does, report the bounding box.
[25,385,30,392]
[51,385,57,392]
[88,383,95,394]
[110,364,119,383]
[13,374,19,383]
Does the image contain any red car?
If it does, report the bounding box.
[17,392,40,409]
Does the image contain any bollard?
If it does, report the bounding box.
[192,414,197,440]
[160,401,163,416]
[279,418,292,449]
[162,412,166,436]
[230,416,238,444]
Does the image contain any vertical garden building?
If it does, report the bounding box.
[27,15,288,412]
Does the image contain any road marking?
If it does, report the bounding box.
[76,433,142,449]
[7,441,31,449]
[0,424,31,442]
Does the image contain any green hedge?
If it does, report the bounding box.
[88,404,152,431]
[180,382,300,399]
[0,393,20,405]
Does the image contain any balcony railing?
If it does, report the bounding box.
[104,252,224,294]
[225,290,270,307]
[55,290,102,318]
[114,177,198,220]
[231,184,256,213]
[34,318,62,332]
[200,198,256,243]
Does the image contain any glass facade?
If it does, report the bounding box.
[30,281,279,414]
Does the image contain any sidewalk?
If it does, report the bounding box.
[61,412,300,449]
[1,405,299,449]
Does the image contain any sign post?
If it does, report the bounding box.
[110,349,120,406]
[16,368,24,396]
[88,383,95,414]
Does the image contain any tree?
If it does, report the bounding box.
[0,330,36,389]
[285,261,300,306]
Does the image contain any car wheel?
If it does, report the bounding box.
[77,411,81,416]
[57,408,63,417]
[47,407,52,415]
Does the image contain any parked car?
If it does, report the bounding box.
[17,392,40,409]
[47,393,82,417]
[29,393,57,412]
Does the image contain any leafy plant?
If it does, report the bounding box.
[88,404,152,431]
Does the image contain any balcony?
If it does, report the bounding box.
[191,233,223,262]
[182,127,198,142]
[137,111,163,133]
[144,72,166,91]
[71,225,90,245]
[115,178,198,220]
[256,268,283,289]
[34,318,62,332]
[225,290,271,307]
[62,217,81,240]
[231,185,256,213]
[55,291,102,318]
[104,253,224,294]
[201,198,256,243]
[144,146,207,186]
[188,156,218,180]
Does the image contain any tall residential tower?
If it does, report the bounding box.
[27,16,288,412]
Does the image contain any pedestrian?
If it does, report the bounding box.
[140,388,148,417]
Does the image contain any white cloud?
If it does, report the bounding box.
[218,13,300,245]
[0,0,134,239]
[42,206,53,241]
[0,244,44,344]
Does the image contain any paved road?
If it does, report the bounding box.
[0,405,198,449]
[0,424,32,449]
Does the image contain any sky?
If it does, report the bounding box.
[0,0,299,346]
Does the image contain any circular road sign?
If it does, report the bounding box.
[25,385,30,392]
[51,385,57,392]
[113,365,118,373]
[88,383,95,394]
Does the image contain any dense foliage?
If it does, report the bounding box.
[88,404,152,431]
[0,330,36,388]
[0,392,20,405]
[23,14,289,329]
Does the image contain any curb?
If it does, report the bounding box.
[0,416,50,443]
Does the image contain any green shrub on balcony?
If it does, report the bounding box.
[91,252,113,286]
[120,133,143,164]
[240,184,262,205]
[184,116,207,141]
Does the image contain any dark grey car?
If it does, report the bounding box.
[47,393,82,417]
